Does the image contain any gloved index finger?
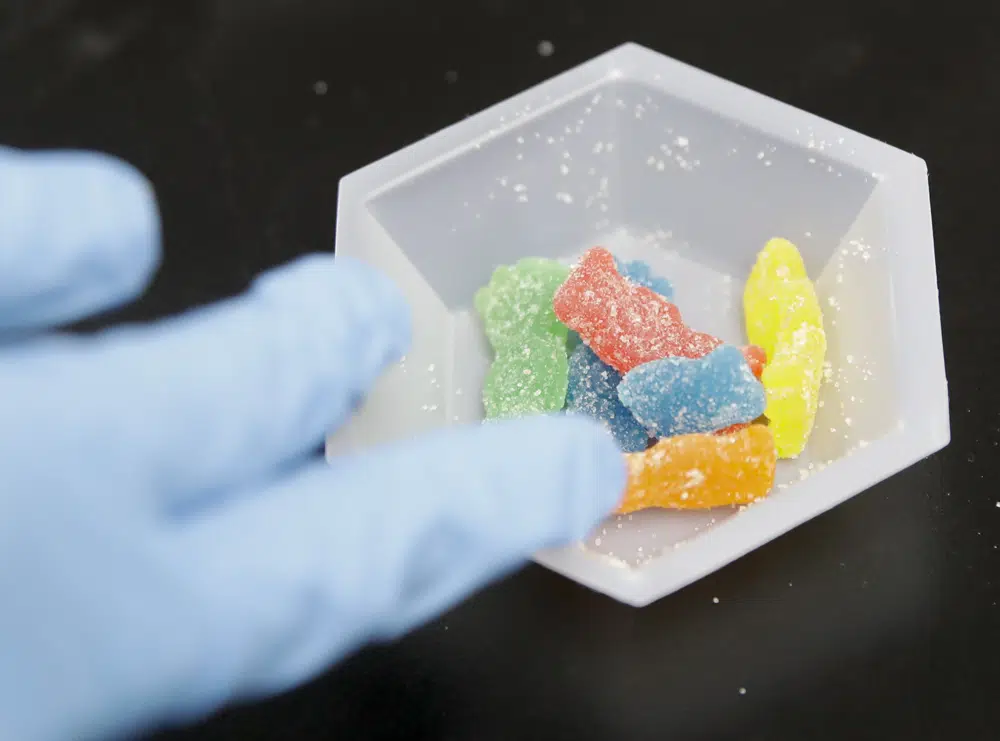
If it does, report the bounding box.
[0,254,411,513]
[0,146,161,333]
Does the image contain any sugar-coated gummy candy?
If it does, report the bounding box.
[616,424,776,514]
[743,238,809,354]
[713,415,769,436]
[566,344,649,453]
[742,344,767,380]
[743,238,826,458]
[475,258,570,350]
[616,257,675,300]
[760,323,826,457]
[482,333,569,419]
[565,258,673,354]
[563,256,672,450]
[553,247,722,373]
[476,258,571,419]
[618,345,766,438]
[714,422,749,436]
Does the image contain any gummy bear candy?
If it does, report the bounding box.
[742,344,767,380]
[482,334,569,419]
[554,247,765,377]
[553,247,722,373]
[616,424,776,514]
[475,258,570,350]
[565,257,676,353]
[714,415,769,436]
[476,258,572,419]
[617,257,675,300]
[743,238,826,458]
[566,344,649,453]
[743,238,810,354]
[759,323,826,457]
[617,345,766,438]
[714,422,750,436]
[564,258,670,450]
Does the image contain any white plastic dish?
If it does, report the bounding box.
[326,43,949,607]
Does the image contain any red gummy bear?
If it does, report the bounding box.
[742,344,767,379]
[714,422,751,436]
[554,247,766,375]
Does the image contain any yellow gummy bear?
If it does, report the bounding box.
[744,238,808,355]
[744,238,826,458]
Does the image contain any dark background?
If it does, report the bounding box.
[1,1,998,739]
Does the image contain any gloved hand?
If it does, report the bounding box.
[0,146,626,741]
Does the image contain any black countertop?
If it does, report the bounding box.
[2,1,998,739]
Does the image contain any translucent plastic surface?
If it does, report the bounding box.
[328,44,949,606]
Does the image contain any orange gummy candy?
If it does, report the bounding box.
[616,424,776,514]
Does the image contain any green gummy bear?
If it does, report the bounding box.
[483,334,569,420]
[474,258,570,351]
[476,258,572,419]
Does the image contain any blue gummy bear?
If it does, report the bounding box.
[566,344,649,453]
[615,258,674,300]
[617,345,766,437]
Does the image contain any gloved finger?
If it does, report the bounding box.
[172,415,625,707]
[0,146,161,332]
[1,254,410,510]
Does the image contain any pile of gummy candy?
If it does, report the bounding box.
[474,238,826,514]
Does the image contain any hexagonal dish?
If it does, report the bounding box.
[326,43,949,607]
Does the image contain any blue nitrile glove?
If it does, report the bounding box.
[0,146,626,741]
